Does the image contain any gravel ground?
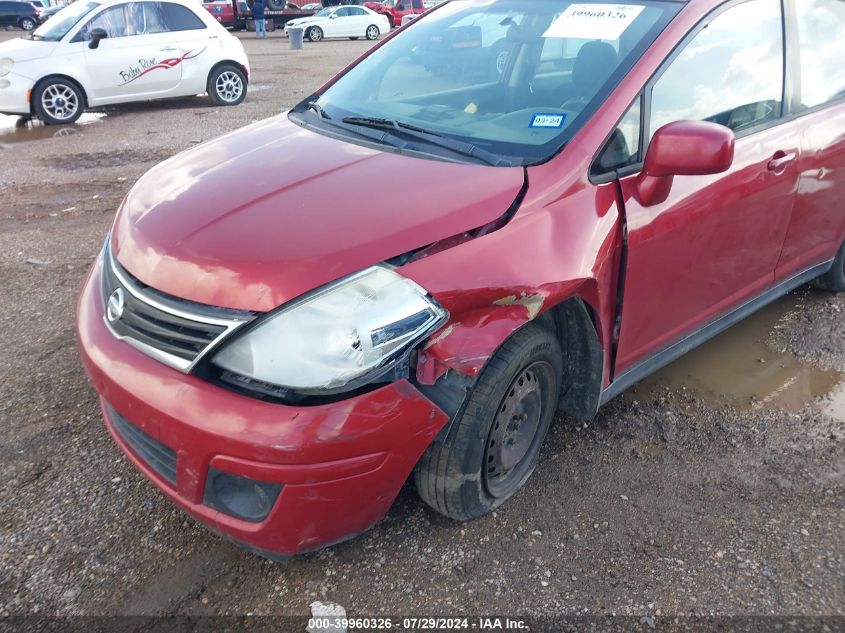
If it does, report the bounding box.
[0,30,843,624]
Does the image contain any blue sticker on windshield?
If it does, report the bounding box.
[529,113,567,129]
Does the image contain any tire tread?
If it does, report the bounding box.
[415,324,561,521]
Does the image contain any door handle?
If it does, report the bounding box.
[159,46,178,52]
[767,151,797,173]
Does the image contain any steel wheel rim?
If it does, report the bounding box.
[483,360,555,499]
[215,71,243,103]
[22,18,35,29]
[367,25,379,39]
[309,27,321,41]
[41,84,79,121]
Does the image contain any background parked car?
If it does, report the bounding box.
[284,4,389,41]
[0,1,40,30]
[0,0,251,124]
[364,0,423,28]
[39,4,63,19]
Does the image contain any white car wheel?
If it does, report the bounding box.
[307,25,322,41]
[34,79,83,125]
[208,65,247,106]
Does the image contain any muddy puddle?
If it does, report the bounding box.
[0,112,106,145]
[627,292,845,420]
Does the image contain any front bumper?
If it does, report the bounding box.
[77,255,450,557]
[0,72,33,115]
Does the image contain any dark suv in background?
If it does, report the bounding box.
[0,1,39,30]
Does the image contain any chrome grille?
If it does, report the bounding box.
[101,245,253,372]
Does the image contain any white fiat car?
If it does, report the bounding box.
[0,0,250,124]
[284,5,390,42]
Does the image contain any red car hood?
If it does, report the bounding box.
[112,115,524,312]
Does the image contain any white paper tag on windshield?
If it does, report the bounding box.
[543,4,645,40]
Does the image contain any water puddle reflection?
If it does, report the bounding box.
[0,112,106,144]
[628,292,845,419]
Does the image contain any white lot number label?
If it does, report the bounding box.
[543,4,645,40]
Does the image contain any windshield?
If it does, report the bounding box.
[297,0,680,165]
[315,7,333,17]
[31,1,99,41]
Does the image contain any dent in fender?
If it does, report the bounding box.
[416,281,588,383]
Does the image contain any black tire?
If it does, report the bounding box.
[365,24,380,40]
[306,25,322,42]
[415,323,563,521]
[815,239,845,291]
[32,77,84,125]
[20,16,36,31]
[207,64,247,106]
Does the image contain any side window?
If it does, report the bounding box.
[348,7,365,16]
[77,3,168,39]
[81,5,132,38]
[592,97,642,176]
[412,0,424,9]
[650,0,783,136]
[160,2,206,31]
[135,2,169,34]
[795,0,845,109]
[335,7,351,17]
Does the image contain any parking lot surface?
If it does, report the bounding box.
[0,31,843,620]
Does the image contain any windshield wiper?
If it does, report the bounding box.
[341,116,516,167]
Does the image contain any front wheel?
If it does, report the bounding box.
[33,78,84,125]
[207,65,246,106]
[415,323,563,520]
[307,25,323,42]
[20,17,36,31]
[365,24,380,40]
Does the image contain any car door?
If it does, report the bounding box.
[326,6,350,37]
[78,2,183,103]
[346,6,369,35]
[0,3,12,27]
[775,0,845,281]
[612,0,801,373]
[160,1,212,96]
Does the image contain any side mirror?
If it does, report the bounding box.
[636,120,735,207]
[88,27,108,49]
[329,12,337,18]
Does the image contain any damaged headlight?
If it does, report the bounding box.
[0,59,13,78]
[212,266,447,395]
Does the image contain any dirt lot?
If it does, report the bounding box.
[0,30,843,624]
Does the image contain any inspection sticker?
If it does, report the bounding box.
[543,4,645,40]
[529,113,567,129]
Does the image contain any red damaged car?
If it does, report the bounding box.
[77,0,845,558]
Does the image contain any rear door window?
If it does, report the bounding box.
[794,0,845,109]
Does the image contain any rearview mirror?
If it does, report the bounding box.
[88,27,108,49]
[636,120,735,207]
